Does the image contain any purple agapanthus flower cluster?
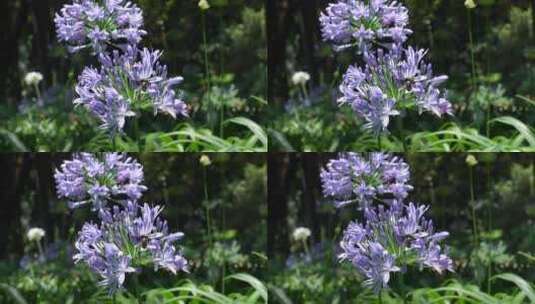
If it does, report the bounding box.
[320,152,412,208]
[55,153,147,210]
[320,0,452,134]
[55,0,188,134]
[55,0,146,54]
[322,153,453,293]
[56,154,188,294]
[339,201,453,293]
[320,0,411,52]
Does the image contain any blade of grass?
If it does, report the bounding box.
[492,273,535,303]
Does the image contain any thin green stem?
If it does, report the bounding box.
[220,104,224,138]
[469,166,478,245]
[112,135,117,151]
[379,291,383,304]
[36,241,44,257]
[300,83,309,101]
[202,11,220,137]
[468,9,476,89]
[135,118,140,149]
[203,167,212,247]
[486,105,491,138]
[201,12,210,90]
[302,239,310,257]
[33,84,42,103]
[487,261,492,294]
[486,162,492,231]
[399,272,406,304]
[132,273,140,300]
[532,159,535,196]
[397,115,407,152]
[221,262,226,294]
[377,135,382,150]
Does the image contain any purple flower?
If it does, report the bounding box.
[321,0,452,134]
[338,200,453,293]
[73,202,188,294]
[74,47,188,133]
[59,154,189,294]
[55,0,146,54]
[338,46,452,133]
[55,153,147,210]
[320,153,413,207]
[326,153,454,293]
[320,0,412,52]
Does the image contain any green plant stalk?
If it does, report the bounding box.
[201,12,210,92]
[203,167,212,247]
[377,135,382,150]
[201,11,223,139]
[33,84,42,103]
[487,261,492,294]
[532,159,535,196]
[112,134,117,151]
[132,272,141,300]
[302,239,310,258]
[469,166,478,245]
[396,115,407,152]
[399,272,407,304]
[486,162,492,231]
[221,262,226,294]
[486,105,491,138]
[467,8,476,89]
[220,104,224,139]
[300,83,309,102]
[486,161,493,299]
[378,291,383,304]
[134,117,140,151]
[36,240,44,257]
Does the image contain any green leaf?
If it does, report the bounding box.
[490,116,535,147]
[516,95,535,107]
[224,117,267,148]
[225,273,267,303]
[492,273,535,303]
[0,129,28,152]
[0,283,28,304]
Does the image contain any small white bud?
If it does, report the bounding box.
[199,154,212,167]
[466,154,478,167]
[27,227,45,242]
[292,71,311,86]
[24,71,44,86]
[199,0,210,10]
[292,227,311,242]
[464,0,477,9]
